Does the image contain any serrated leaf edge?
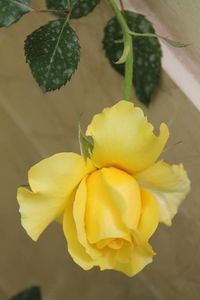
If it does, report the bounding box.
[10,0,33,11]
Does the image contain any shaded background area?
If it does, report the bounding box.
[133,0,200,64]
[0,1,200,299]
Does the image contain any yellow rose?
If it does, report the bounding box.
[17,101,190,276]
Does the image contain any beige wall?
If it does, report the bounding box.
[143,0,200,64]
[130,0,200,101]
[0,1,200,299]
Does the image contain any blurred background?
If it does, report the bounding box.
[0,1,200,299]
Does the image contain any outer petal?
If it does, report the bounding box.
[96,231,155,277]
[138,189,159,241]
[86,100,169,173]
[135,161,191,225]
[17,153,95,241]
[63,197,94,270]
[114,242,155,277]
[73,177,102,260]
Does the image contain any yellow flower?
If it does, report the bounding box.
[17,101,190,277]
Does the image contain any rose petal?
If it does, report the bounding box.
[138,188,159,241]
[86,100,169,173]
[85,169,129,244]
[96,230,155,277]
[135,161,191,225]
[17,153,95,241]
[63,199,94,270]
[101,167,141,230]
[73,177,102,260]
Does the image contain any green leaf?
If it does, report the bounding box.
[161,36,188,48]
[10,286,41,300]
[25,19,80,92]
[46,0,100,19]
[46,0,76,10]
[70,0,100,18]
[103,11,162,105]
[45,0,77,17]
[129,31,188,48]
[0,0,32,28]
[79,125,93,160]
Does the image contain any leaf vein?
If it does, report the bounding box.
[45,20,68,90]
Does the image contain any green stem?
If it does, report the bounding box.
[124,41,133,100]
[106,0,133,101]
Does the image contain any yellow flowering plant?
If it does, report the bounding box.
[17,100,190,277]
[16,0,190,278]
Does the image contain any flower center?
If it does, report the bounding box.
[108,238,124,250]
[95,237,127,250]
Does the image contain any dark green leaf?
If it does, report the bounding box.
[25,19,80,92]
[79,125,93,160]
[103,11,162,105]
[70,0,100,18]
[46,0,76,10]
[0,0,32,28]
[10,286,41,300]
[46,0,100,19]
[45,0,77,17]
